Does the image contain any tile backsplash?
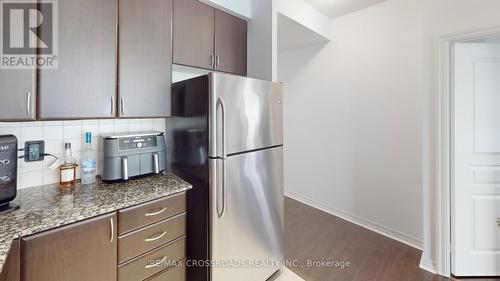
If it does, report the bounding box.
[0,119,166,189]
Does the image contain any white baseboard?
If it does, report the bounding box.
[285,191,424,250]
[419,256,437,274]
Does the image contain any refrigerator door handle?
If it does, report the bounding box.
[213,158,227,218]
[216,97,227,217]
[217,159,227,217]
[216,97,227,159]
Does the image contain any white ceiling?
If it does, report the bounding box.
[277,13,329,52]
[304,0,388,19]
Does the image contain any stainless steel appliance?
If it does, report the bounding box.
[167,73,284,281]
[102,132,166,181]
[0,135,20,214]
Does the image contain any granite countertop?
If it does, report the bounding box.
[0,171,192,274]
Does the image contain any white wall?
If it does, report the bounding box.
[279,0,424,248]
[277,14,326,52]
[248,0,277,80]
[248,0,331,81]
[199,0,251,19]
[279,0,500,275]
[172,64,211,83]
[276,0,330,40]
[0,119,166,189]
[420,0,500,275]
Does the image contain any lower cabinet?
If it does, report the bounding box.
[0,192,187,281]
[21,212,117,281]
[117,193,187,281]
[145,259,186,281]
[0,240,20,281]
[118,237,186,281]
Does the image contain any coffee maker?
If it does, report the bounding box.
[0,135,19,214]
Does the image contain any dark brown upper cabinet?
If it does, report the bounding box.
[0,69,36,121]
[173,0,247,76]
[20,213,117,281]
[173,0,215,70]
[214,10,247,76]
[118,0,172,118]
[38,0,117,120]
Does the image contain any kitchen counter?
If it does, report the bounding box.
[0,172,192,274]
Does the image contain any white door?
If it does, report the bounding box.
[453,43,500,276]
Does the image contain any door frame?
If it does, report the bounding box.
[436,27,500,277]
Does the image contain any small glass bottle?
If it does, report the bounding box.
[81,132,97,185]
[59,143,77,188]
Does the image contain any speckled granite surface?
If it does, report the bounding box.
[0,172,191,274]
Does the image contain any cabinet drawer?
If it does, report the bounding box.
[118,192,186,234]
[118,213,186,264]
[145,262,185,281]
[118,237,186,281]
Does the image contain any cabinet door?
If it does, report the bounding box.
[38,0,117,119]
[0,240,20,281]
[21,213,117,281]
[173,0,214,70]
[119,0,172,117]
[0,70,35,121]
[214,10,247,76]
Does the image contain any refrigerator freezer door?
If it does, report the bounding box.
[210,147,284,281]
[209,73,283,158]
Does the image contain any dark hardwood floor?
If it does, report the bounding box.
[284,197,499,281]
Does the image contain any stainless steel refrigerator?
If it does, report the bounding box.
[167,72,284,281]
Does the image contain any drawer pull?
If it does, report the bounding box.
[145,207,167,217]
[145,256,167,269]
[145,231,167,242]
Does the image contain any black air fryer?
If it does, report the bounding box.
[0,135,19,214]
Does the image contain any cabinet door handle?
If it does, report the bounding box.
[215,55,220,69]
[110,96,115,115]
[120,97,124,115]
[110,218,114,243]
[145,207,166,217]
[145,256,167,269]
[210,54,214,68]
[145,231,167,242]
[26,92,31,116]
